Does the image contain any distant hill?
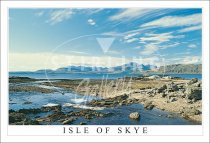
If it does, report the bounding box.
[36,62,157,73]
[35,63,202,74]
[110,62,157,73]
[158,64,202,74]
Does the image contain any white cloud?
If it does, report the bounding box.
[125,38,138,43]
[141,14,201,28]
[140,32,184,43]
[174,52,191,55]
[9,53,131,71]
[134,46,141,49]
[109,8,155,21]
[69,51,89,55]
[102,31,123,37]
[9,53,51,71]
[140,44,159,55]
[139,32,184,55]
[170,56,201,64]
[47,9,74,25]
[124,32,139,40]
[87,19,96,25]
[160,42,181,50]
[133,56,165,67]
[188,44,197,48]
[81,8,104,15]
[178,25,202,33]
[35,11,44,17]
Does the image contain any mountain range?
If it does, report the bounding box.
[158,64,202,74]
[36,62,202,74]
[36,62,157,73]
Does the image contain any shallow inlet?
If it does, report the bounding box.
[9,87,199,125]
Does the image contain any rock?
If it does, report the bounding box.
[167,82,179,92]
[144,101,155,110]
[129,112,140,120]
[193,81,201,87]
[23,101,32,104]
[192,98,197,102]
[185,87,202,100]
[183,107,201,116]
[9,102,17,105]
[168,92,176,98]
[177,90,185,98]
[9,112,26,123]
[62,117,75,125]
[162,76,172,80]
[157,84,167,93]
[85,114,92,119]
[42,105,62,112]
[188,78,198,85]
[160,92,167,98]
[169,97,177,102]
[80,122,87,125]
[167,114,173,118]
[118,94,129,100]
[104,101,114,105]
[69,109,110,119]
[139,87,146,90]
[147,75,160,80]
[186,100,193,104]
[18,108,43,114]
[9,112,39,125]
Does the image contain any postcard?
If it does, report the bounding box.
[0,0,209,143]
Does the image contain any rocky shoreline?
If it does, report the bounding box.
[42,76,202,123]
[9,105,114,125]
[9,76,202,124]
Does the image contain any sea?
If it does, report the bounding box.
[9,72,202,80]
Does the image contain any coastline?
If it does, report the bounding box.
[9,75,202,124]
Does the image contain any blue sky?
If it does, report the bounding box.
[9,8,202,71]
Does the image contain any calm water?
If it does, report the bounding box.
[9,72,202,80]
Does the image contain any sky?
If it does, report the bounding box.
[9,8,202,71]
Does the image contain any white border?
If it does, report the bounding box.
[1,1,209,142]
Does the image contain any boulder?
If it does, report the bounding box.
[160,92,167,98]
[162,84,167,89]
[185,87,202,100]
[192,81,201,87]
[188,78,198,85]
[167,114,174,118]
[23,101,32,104]
[147,75,160,80]
[9,112,26,123]
[169,97,177,102]
[162,76,172,80]
[183,107,201,116]
[80,122,87,125]
[115,94,129,101]
[62,117,75,125]
[167,82,179,92]
[144,101,155,110]
[129,112,140,120]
